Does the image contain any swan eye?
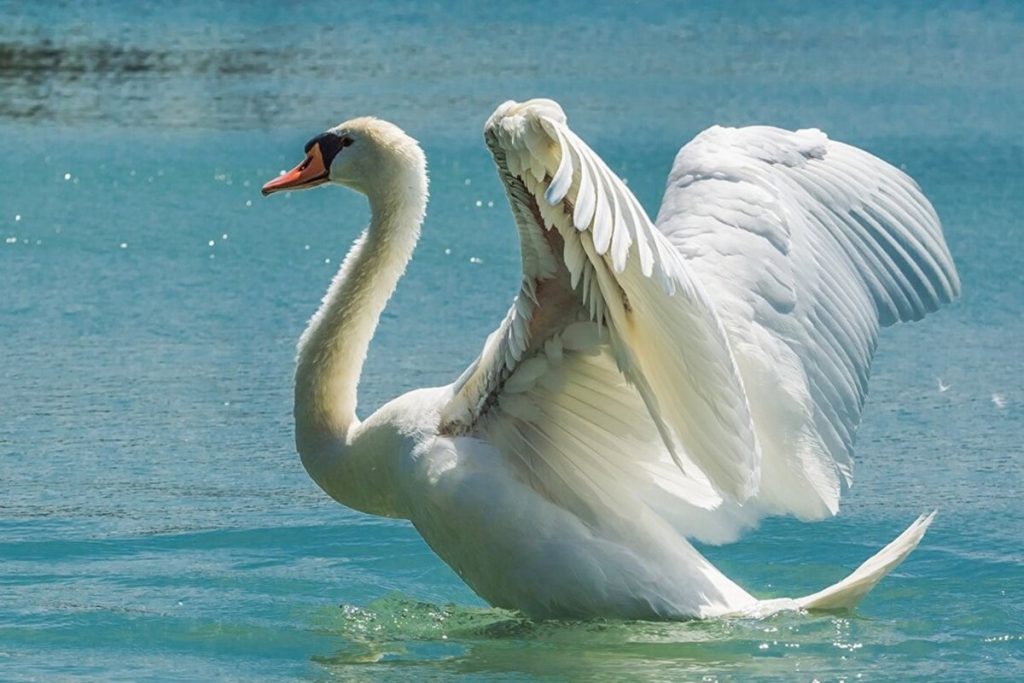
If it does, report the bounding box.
[340,136,354,148]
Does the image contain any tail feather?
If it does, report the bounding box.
[795,511,935,611]
[731,512,935,618]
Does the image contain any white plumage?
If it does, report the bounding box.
[262,99,958,619]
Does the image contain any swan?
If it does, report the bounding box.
[260,99,958,619]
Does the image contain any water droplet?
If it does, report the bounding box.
[63,172,71,181]
[120,242,128,249]
[469,256,482,264]
[304,244,310,250]
[6,236,17,244]
[475,200,482,207]
[464,178,471,185]
[14,214,21,222]
[325,258,331,264]
[444,248,451,255]
[221,234,228,240]
[208,240,215,247]
[487,200,494,207]
[245,200,252,207]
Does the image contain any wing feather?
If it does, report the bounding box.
[656,124,959,518]
[439,101,957,546]
[443,100,764,508]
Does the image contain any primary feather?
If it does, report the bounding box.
[656,124,959,519]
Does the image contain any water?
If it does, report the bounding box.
[1,1,1022,680]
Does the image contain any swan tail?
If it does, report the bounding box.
[794,511,936,611]
[730,512,935,618]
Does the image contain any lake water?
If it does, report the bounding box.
[1,1,1022,680]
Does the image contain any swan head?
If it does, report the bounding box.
[262,117,425,198]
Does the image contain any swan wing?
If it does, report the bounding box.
[442,325,760,544]
[439,99,764,532]
[655,125,959,519]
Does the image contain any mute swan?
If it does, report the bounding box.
[261,99,958,619]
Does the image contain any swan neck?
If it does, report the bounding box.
[293,172,426,458]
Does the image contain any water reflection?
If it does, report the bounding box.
[4,2,1019,137]
[0,3,551,131]
[0,33,294,127]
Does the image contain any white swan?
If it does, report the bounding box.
[261,99,958,619]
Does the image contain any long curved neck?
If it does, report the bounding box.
[294,168,426,513]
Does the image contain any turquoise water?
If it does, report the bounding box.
[2,1,1022,680]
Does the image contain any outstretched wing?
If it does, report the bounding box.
[438,100,768,543]
[655,125,959,519]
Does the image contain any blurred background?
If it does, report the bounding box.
[1,1,1022,681]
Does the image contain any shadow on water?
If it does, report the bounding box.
[304,594,897,681]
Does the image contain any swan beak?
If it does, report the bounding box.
[261,144,329,196]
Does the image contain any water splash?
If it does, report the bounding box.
[302,593,915,680]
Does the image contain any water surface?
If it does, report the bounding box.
[1,2,1022,680]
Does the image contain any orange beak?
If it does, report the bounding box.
[261,143,329,196]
